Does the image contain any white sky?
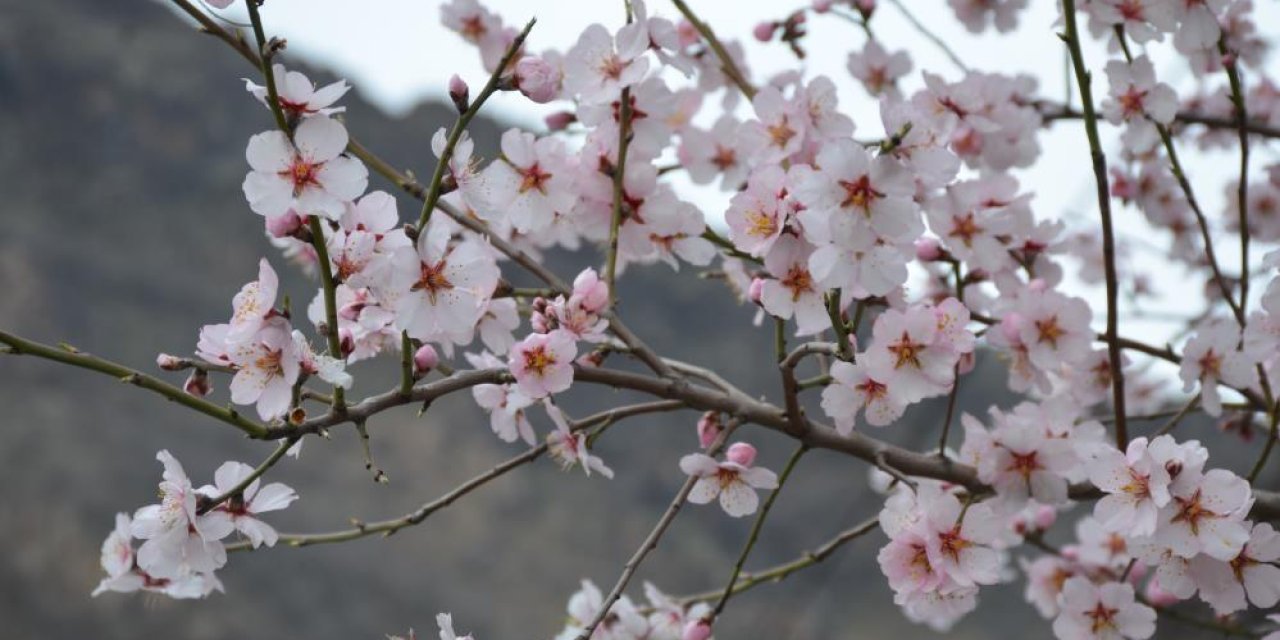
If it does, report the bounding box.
[180,0,1279,375]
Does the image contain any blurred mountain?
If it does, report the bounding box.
[0,1,1250,638]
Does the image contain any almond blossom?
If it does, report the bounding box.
[244,64,350,122]
[1154,468,1253,561]
[130,451,234,582]
[197,461,299,549]
[563,22,649,105]
[227,319,301,421]
[822,357,909,432]
[509,331,577,398]
[387,229,500,344]
[679,442,779,517]
[242,115,368,221]
[1191,522,1280,614]
[480,129,577,234]
[1052,578,1155,640]
[1179,320,1258,416]
[758,234,828,335]
[1082,435,1176,536]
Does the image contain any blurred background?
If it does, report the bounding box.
[0,0,1274,638]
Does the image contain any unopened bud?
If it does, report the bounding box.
[266,210,303,239]
[697,412,723,449]
[753,21,778,42]
[288,406,307,425]
[449,74,470,113]
[515,56,560,103]
[854,0,877,16]
[682,619,713,640]
[577,351,606,368]
[1145,578,1178,607]
[156,353,184,371]
[811,0,834,12]
[1033,504,1057,530]
[748,277,766,305]
[184,369,211,397]
[338,328,355,357]
[413,344,439,376]
[914,237,944,262]
[725,442,757,467]
[957,351,976,375]
[545,111,577,131]
[675,20,700,47]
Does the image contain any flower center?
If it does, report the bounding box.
[412,259,454,303]
[523,345,556,376]
[839,175,881,212]
[1034,316,1065,347]
[518,164,553,194]
[780,265,814,301]
[283,158,321,196]
[887,332,926,369]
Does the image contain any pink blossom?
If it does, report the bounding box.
[563,22,649,105]
[226,319,301,420]
[1154,468,1253,561]
[759,235,828,335]
[1052,578,1155,640]
[509,331,577,398]
[847,40,912,97]
[822,357,908,432]
[679,443,779,517]
[546,401,613,478]
[1192,522,1280,614]
[387,230,499,344]
[514,55,561,103]
[197,461,298,549]
[480,129,577,234]
[130,451,234,581]
[1179,320,1258,416]
[1083,436,1176,537]
[244,64,349,122]
[242,116,368,221]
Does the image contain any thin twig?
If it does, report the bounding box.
[709,444,809,620]
[669,0,756,99]
[604,85,634,308]
[576,421,738,639]
[673,516,879,607]
[416,18,535,230]
[884,0,969,73]
[198,438,296,514]
[1060,0,1127,448]
[0,331,268,438]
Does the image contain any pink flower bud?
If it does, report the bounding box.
[1144,578,1179,607]
[448,74,470,112]
[183,369,211,397]
[697,412,723,449]
[156,353,184,371]
[413,344,439,375]
[544,111,577,131]
[855,0,877,15]
[999,312,1024,343]
[1126,561,1147,583]
[338,328,355,357]
[957,351,976,375]
[339,301,364,321]
[725,442,757,467]
[676,20,700,47]
[748,277,766,305]
[266,210,302,238]
[811,0,834,12]
[753,21,778,42]
[682,619,713,640]
[914,237,943,262]
[1060,545,1079,562]
[515,56,560,104]
[1033,505,1057,530]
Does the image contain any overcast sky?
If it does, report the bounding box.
[178,0,1278,366]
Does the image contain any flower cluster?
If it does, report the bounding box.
[93,451,296,599]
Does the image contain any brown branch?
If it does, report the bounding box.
[576,421,738,639]
[674,516,879,607]
[0,330,268,438]
[669,0,756,99]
